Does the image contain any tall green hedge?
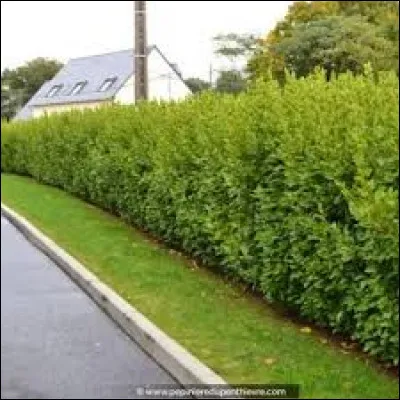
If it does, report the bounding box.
[2,70,398,365]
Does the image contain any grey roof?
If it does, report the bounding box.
[15,45,188,120]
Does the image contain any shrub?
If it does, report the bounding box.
[2,69,398,364]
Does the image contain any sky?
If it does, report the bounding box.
[1,1,292,80]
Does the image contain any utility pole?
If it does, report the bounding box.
[134,1,148,102]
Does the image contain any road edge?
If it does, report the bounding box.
[1,202,227,387]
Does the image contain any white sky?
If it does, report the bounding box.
[1,1,292,80]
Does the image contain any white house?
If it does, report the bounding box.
[14,46,192,120]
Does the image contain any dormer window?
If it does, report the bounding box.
[46,84,63,97]
[70,81,87,95]
[98,77,117,92]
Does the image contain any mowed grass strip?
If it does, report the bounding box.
[1,174,398,399]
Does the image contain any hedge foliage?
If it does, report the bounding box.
[1,69,398,365]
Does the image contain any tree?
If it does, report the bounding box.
[1,84,13,121]
[213,33,260,78]
[1,57,62,119]
[215,70,246,94]
[1,81,25,121]
[211,33,256,94]
[337,1,399,25]
[247,0,399,81]
[213,33,259,62]
[274,17,397,79]
[184,77,211,94]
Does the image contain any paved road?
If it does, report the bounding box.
[1,216,177,399]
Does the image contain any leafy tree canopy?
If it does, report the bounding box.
[247,1,399,81]
[1,57,62,119]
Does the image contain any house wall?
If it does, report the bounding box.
[32,101,111,118]
[114,75,134,104]
[114,49,191,104]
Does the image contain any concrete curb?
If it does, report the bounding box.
[1,203,227,387]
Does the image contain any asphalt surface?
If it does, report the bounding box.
[1,216,178,399]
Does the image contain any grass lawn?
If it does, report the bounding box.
[1,173,398,399]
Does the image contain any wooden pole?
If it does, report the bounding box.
[134,1,148,102]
